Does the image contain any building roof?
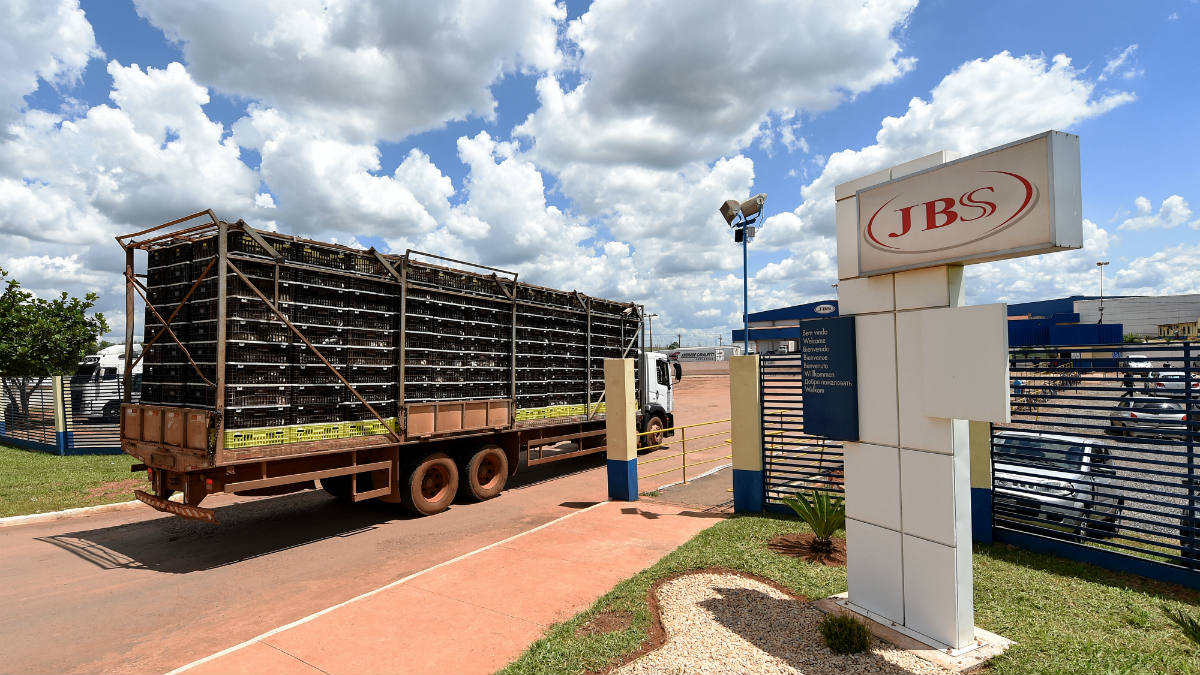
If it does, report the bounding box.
[746,299,838,322]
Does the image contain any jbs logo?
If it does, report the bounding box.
[864,171,1035,253]
[814,304,836,314]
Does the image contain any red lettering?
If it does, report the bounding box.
[923,197,958,230]
[958,187,996,222]
[890,204,919,237]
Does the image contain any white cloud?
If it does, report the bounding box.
[1115,194,1198,231]
[760,51,1136,249]
[515,0,917,168]
[965,219,1113,303]
[1098,44,1142,82]
[0,0,101,129]
[135,0,564,142]
[1113,243,1200,296]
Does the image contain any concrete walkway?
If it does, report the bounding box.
[173,500,725,675]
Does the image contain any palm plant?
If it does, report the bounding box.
[1164,605,1200,647]
[782,490,846,553]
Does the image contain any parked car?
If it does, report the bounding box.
[992,431,1122,538]
[1146,370,1199,398]
[1108,397,1190,438]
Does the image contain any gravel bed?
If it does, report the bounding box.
[613,572,950,675]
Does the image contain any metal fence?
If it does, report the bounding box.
[992,341,1199,584]
[760,353,844,511]
[0,375,129,454]
[636,418,731,486]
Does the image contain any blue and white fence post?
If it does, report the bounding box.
[604,358,638,501]
[730,354,764,513]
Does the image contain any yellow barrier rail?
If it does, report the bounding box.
[636,418,732,485]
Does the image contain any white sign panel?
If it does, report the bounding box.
[857,131,1082,276]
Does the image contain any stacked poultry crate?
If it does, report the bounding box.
[139,226,640,448]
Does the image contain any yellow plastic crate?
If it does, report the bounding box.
[293,423,343,444]
[345,419,391,437]
[225,426,292,448]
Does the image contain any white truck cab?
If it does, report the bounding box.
[639,351,676,446]
[75,344,142,421]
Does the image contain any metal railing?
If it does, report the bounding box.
[637,418,731,485]
[760,353,844,509]
[993,341,1198,579]
[1,375,128,454]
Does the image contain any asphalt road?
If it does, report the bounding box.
[0,374,732,675]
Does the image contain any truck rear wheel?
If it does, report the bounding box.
[459,444,508,502]
[402,452,459,516]
[640,415,665,449]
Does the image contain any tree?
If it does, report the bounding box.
[665,340,680,350]
[0,267,108,418]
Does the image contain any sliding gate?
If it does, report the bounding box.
[760,353,843,511]
[992,341,1199,586]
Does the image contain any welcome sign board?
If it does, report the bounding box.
[856,131,1082,276]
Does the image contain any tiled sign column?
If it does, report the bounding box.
[834,153,1010,650]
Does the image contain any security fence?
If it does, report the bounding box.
[992,341,1199,585]
[760,353,844,511]
[0,375,131,454]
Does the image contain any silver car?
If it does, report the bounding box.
[1146,371,1199,398]
[993,431,1122,538]
[1108,397,1190,438]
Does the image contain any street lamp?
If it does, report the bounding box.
[1096,261,1110,324]
[646,313,658,351]
[719,193,767,354]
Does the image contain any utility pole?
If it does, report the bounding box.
[1097,261,1109,324]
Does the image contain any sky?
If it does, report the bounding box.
[1,0,1198,346]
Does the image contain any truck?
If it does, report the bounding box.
[73,344,142,421]
[116,211,674,523]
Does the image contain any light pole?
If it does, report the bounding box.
[719,193,767,354]
[1097,261,1110,324]
[646,313,658,351]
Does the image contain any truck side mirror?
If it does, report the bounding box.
[672,361,682,382]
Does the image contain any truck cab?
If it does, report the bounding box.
[75,344,142,421]
[639,351,676,445]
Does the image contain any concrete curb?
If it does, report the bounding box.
[0,495,177,528]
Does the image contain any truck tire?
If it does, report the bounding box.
[402,452,459,516]
[459,444,508,502]
[320,475,353,501]
[640,415,665,449]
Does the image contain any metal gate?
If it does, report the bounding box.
[760,353,843,511]
[992,341,1199,584]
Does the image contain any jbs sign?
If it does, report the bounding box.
[857,131,1082,276]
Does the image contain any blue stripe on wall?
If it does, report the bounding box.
[733,469,764,513]
[994,528,1200,590]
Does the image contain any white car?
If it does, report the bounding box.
[1147,371,1199,398]
[993,431,1122,538]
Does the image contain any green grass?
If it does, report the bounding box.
[498,514,1200,675]
[0,443,139,517]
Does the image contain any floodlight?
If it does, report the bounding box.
[739,193,767,219]
[719,199,741,225]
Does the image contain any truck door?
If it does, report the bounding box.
[651,354,673,413]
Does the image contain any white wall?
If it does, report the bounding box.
[1075,294,1200,336]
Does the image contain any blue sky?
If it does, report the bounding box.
[1,0,1198,345]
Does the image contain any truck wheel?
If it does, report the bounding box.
[102,401,121,422]
[640,415,665,449]
[320,475,353,501]
[459,444,508,502]
[402,452,459,516]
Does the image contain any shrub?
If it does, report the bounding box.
[1164,605,1200,647]
[782,490,846,553]
[819,613,871,654]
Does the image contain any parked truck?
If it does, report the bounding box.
[117,211,674,523]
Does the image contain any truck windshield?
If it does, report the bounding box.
[994,437,1084,471]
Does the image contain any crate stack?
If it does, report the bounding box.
[403,262,514,404]
[139,227,640,441]
[140,232,401,435]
